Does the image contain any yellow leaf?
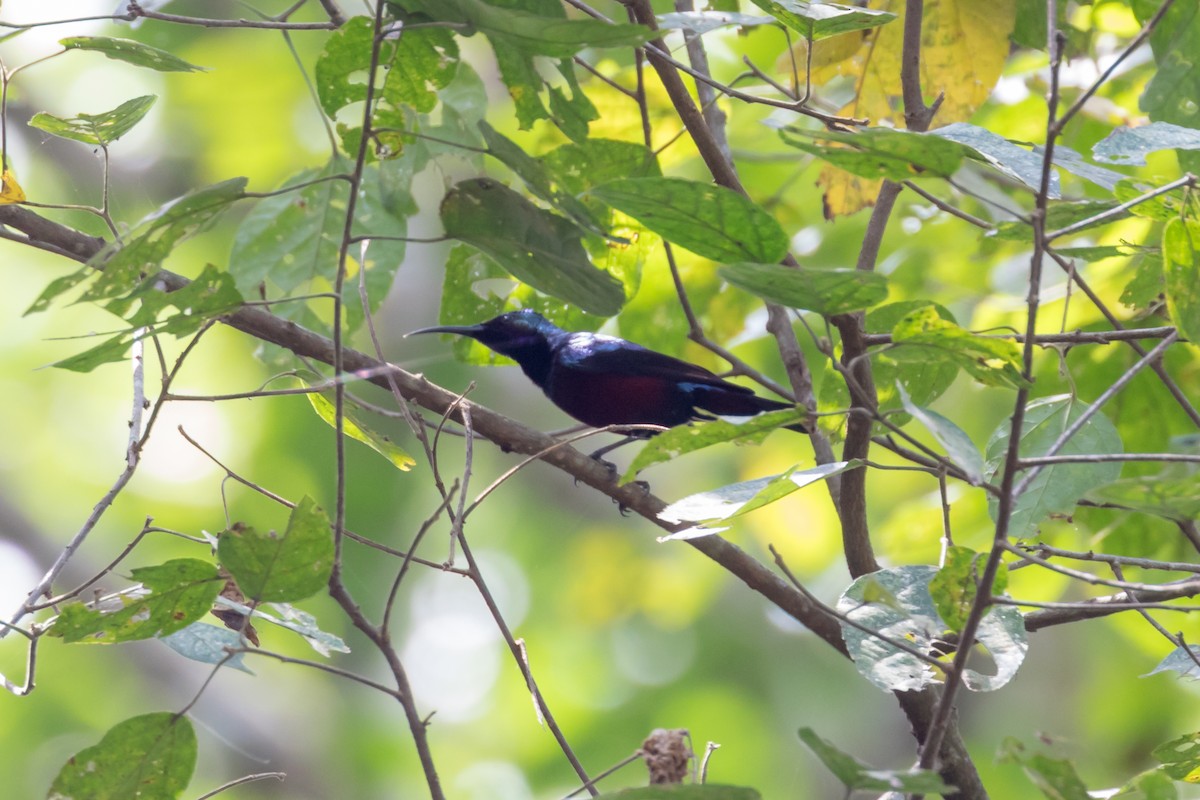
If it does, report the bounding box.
[812,0,1016,217]
[0,169,26,204]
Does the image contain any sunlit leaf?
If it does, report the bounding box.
[928,546,1007,633]
[60,35,206,71]
[657,11,774,34]
[218,497,334,603]
[778,126,966,181]
[625,408,808,482]
[1093,121,1200,166]
[52,559,223,644]
[1152,731,1200,783]
[890,305,1027,389]
[720,262,888,314]
[591,177,788,264]
[1162,217,1200,345]
[440,177,625,315]
[48,713,197,800]
[838,565,1027,692]
[0,168,25,203]
[746,0,896,39]
[658,461,856,537]
[984,395,1124,535]
[29,95,156,147]
[301,375,416,470]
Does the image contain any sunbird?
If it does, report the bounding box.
[409,310,808,452]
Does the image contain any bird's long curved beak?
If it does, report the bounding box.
[404,323,484,338]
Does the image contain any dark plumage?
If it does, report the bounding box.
[409,310,808,436]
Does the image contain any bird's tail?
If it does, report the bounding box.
[689,384,810,433]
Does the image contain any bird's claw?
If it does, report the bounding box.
[615,479,651,516]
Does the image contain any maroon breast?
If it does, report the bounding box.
[545,370,691,428]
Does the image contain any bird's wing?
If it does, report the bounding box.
[556,334,752,392]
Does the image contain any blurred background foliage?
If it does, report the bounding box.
[1,0,1199,798]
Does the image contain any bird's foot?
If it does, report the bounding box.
[574,457,618,487]
[615,479,651,516]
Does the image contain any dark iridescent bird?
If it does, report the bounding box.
[409,310,808,452]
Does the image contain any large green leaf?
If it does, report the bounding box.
[79,178,248,304]
[591,177,788,264]
[838,565,1027,692]
[440,177,625,315]
[394,0,652,57]
[52,559,223,644]
[720,263,887,314]
[890,305,1027,389]
[1093,122,1200,166]
[60,35,206,71]
[984,395,1124,535]
[218,497,334,603]
[931,122,1060,196]
[28,95,156,147]
[228,158,412,332]
[1162,217,1200,345]
[778,126,967,181]
[48,713,197,800]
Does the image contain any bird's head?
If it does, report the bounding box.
[407,310,559,358]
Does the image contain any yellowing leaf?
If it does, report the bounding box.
[302,379,416,471]
[0,169,25,204]
[813,0,1016,217]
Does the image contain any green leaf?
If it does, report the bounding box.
[1152,731,1200,782]
[1162,217,1200,344]
[594,785,761,799]
[48,712,197,800]
[228,159,411,332]
[984,395,1124,535]
[1147,647,1200,682]
[657,11,774,35]
[218,497,334,603]
[50,333,135,373]
[998,738,1091,800]
[539,139,661,193]
[83,177,248,303]
[931,122,1060,196]
[890,306,1027,389]
[838,565,1028,692]
[28,95,156,146]
[720,263,888,315]
[1086,476,1200,523]
[160,623,254,674]
[1094,122,1200,167]
[440,177,625,315]
[479,121,605,236]
[778,126,966,181]
[1133,0,1200,172]
[60,35,206,71]
[1111,769,1179,800]
[896,385,984,484]
[384,25,459,113]
[301,375,416,470]
[798,727,955,793]
[745,0,896,39]
[52,559,223,644]
[591,177,788,264]
[657,461,857,538]
[398,0,653,57]
[625,408,808,482]
[989,199,1123,241]
[928,546,1007,633]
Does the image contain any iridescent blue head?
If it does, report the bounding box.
[407,309,563,364]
